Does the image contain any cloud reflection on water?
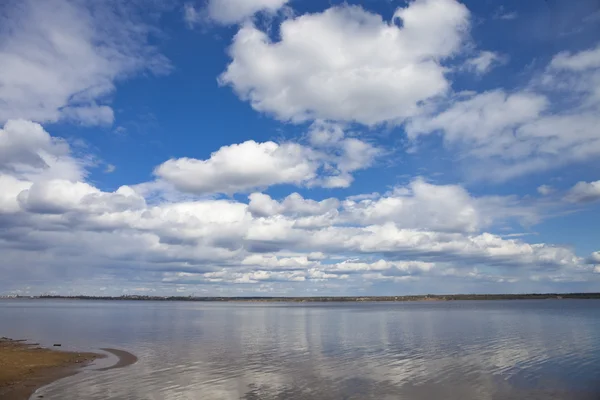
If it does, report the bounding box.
[20,300,600,400]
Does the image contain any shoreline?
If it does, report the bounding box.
[2,292,599,302]
[96,348,138,372]
[0,338,137,400]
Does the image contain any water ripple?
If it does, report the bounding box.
[0,299,596,400]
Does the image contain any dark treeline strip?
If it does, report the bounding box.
[15,293,600,302]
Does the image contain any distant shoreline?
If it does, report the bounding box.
[2,293,600,302]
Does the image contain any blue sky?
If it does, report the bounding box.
[0,0,599,296]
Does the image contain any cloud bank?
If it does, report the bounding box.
[1,121,597,295]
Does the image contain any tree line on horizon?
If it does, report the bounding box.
[22,293,600,301]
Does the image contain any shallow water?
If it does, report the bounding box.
[0,299,598,400]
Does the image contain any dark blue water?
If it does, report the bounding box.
[1,299,599,400]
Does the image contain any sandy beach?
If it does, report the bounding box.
[0,338,137,400]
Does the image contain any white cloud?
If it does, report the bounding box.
[211,0,288,25]
[155,140,318,195]
[155,124,379,195]
[61,105,115,126]
[0,0,170,125]
[550,45,600,71]
[407,90,548,156]
[219,0,470,125]
[537,185,554,196]
[590,252,600,274]
[565,180,600,203]
[0,120,67,170]
[322,259,434,275]
[497,12,517,20]
[305,226,588,272]
[202,270,308,284]
[2,2,598,296]
[17,179,146,215]
[248,192,340,229]
[0,175,32,213]
[248,193,284,218]
[1,177,596,294]
[340,178,534,233]
[465,51,506,74]
[248,192,339,218]
[183,3,203,27]
[183,0,289,28]
[18,180,99,214]
[281,193,339,217]
[0,119,84,181]
[493,7,517,20]
[247,177,538,235]
[184,0,288,26]
[407,42,600,180]
[241,254,315,269]
[542,44,600,106]
[0,122,597,295]
[306,122,381,188]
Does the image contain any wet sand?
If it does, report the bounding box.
[96,348,138,371]
[0,338,137,400]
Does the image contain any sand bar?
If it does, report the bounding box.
[0,338,138,399]
[96,348,138,371]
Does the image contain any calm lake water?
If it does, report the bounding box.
[1,299,599,400]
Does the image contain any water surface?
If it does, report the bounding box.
[1,299,598,399]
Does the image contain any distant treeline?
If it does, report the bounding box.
[24,293,600,302]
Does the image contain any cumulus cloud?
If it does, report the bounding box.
[248,192,339,219]
[186,0,289,25]
[155,140,318,195]
[340,178,536,233]
[306,122,381,188]
[0,0,170,125]
[18,180,99,214]
[154,123,379,195]
[248,192,340,229]
[219,0,470,125]
[0,119,84,181]
[248,177,538,234]
[322,259,434,276]
[407,42,600,181]
[0,175,32,213]
[565,180,600,203]
[1,120,597,295]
